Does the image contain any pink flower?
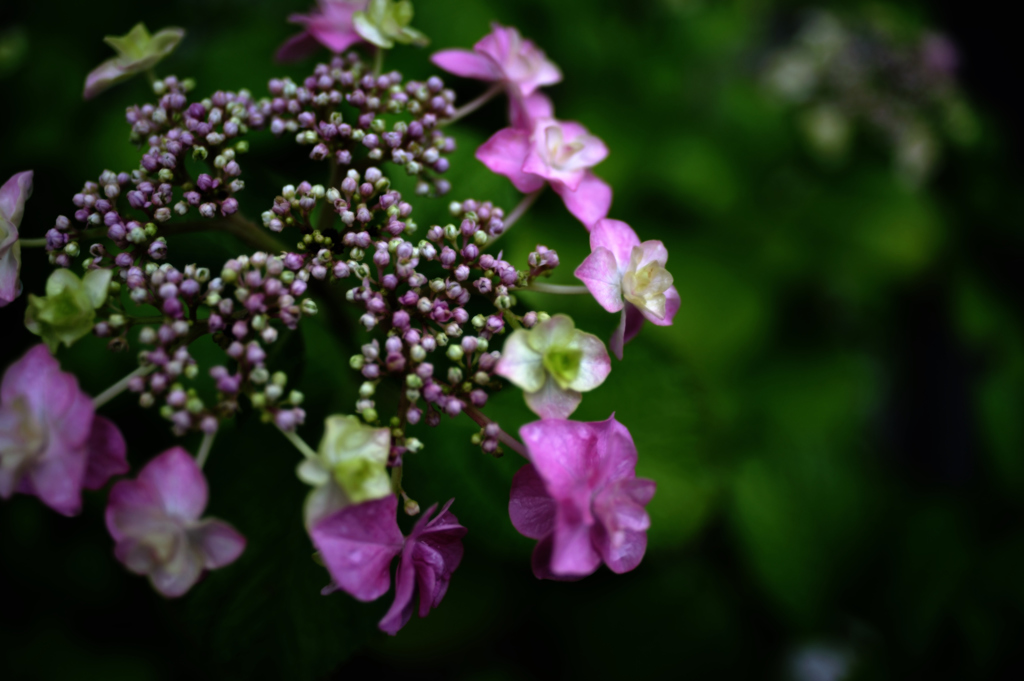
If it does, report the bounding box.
[378,499,467,635]
[0,345,127,516]
[311,494,467,635]
[476,117,612,227]
[105,447,246,597]
[509,416,655,579]
[277,1,368,62]
[432,23,561,128]
[574,219,680,359]
[0,171,33,307]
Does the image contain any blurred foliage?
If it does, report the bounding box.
[2,0,1024,679]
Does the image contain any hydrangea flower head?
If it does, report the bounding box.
[352,0,428,49]
[0,345,127,516]
[297,414,392,527]
[83,23,185,100]
[24,268,112,351]
[574,219,680,359]
[105,447,246,597]
[378,499,467,635]
[276,1,368,62]
[495,314,610,419]
[0,170,32,307]
[476,117,612,227]
[509,415,655,579]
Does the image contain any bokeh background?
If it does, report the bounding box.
[2,0,1023,678]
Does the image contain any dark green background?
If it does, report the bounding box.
[2,0,1023,678]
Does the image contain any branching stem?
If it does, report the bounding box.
[463,405,529,458]
[93,365,156,409]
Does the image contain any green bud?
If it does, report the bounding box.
[446,345,464,362]
[301,299,319,316]
[435,332,448,347]
[272,371,288,387]
[406,437,423,453]
[361,407,378,423]
[448,201,463,216]
[288,390,304,405]
[108,314,126,328]
[159,405,173,420]
[186,397,204,414]
[472,314,487,330]
[474,371,490,385]
[410,344,426,362]
[359,381,377,398]
[447,367,463,384]
[192,146,208,161]
[349,355,365,370]
[184,364,199,380]
[158,168,175,182]
[251,367,270,384]
[265,385,283,401]
[473,230,488,246]
[405,374,423,389]
[250,393,267,409]
[235,140,249,153]
[220,268,238,284]
[443,223,459,240]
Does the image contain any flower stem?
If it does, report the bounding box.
[488,188,543,248]
[196,430,216,469]
[444,83,504,127]
[277,425,318,461]
[93,365,155,409]
[372,47,384,77]
[463,405,529,458]
[18,238,47,248]
[522,283,591,295]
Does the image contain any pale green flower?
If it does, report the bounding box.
[24,268,111,352]
[352,0,428,49]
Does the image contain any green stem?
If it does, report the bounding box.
[316,158,341,233]
[278,425,319,461]
[463,405,528,458]
[93,365,156,409]
[373,47,385,77]
[488,188,543,248]
[19,238,48,248]
[443,83,504,127]
[196,430,216,469]
[522,283,591,295]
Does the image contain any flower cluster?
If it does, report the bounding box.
[0,4,677,635]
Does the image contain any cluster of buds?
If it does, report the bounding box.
[1,4,680,638]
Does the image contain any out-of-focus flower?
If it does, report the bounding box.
[0,170,32,307]
[476,117,611,227]
[296,414,392,528]
[276,1,368,63]
[83,23,185,100]
[574,219,679,359]
[105,447,246,597]
[24,268,112,351]
[312,494,405,601]
[352,0,428,49]
[432,23,561,128]
[495,314,610,419]
[378,499,467,635]
[510,416,655,579]
[0,345,127,516]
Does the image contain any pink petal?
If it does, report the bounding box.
[1,345,56,405]
[523,375,581,419]
[26,441,88,516]
[553,171,612,228]
[149,545,204,598]
[378,543,417,635]
[0,171,33,225]
[549,497,602,576]
[475,128,545,193]
[529,534,585,581]
[83,58,130,100]
[311,495,404,602]
[191,519,247,569]
[138,447,208,522]
[106,479,165,541]
[509,91,554,130]
[574,247,624,314]
[431,49,501,81]
[306,24,363,53]
[609,308,627,361]
[509,464,556,540]
[275,31,321,62]
[592,522,648,575]
[519,419,599,499]
[83,415,128,490]
[494,330,545,393]
[589,219,640,268]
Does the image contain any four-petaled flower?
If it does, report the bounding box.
[432,23,561,129]
[277,0,368,62]
[353,0,429,49]
[510,416,655,580]
[311,494,466,634]
[24,267,112,351]
[83,23,185,100]
[296,414,392,528]
[0,345,128,516]
[0,170,32,307]
[477,117,612,228]
[495,314,610,419]
[574,219,680,359]
[105,447,246,597]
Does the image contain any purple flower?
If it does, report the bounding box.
[0,171,32,307]
[432,24,561,128]
[277,1,367,62]
[476,117,612,227]
[574,219,680,359]
[83,23,185,100]
[495,313,611,419]
[105,447,246,597]
[311,494,467,635]
[378,499,467,635]
[0,345,127,516]
[510,416,655,579]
